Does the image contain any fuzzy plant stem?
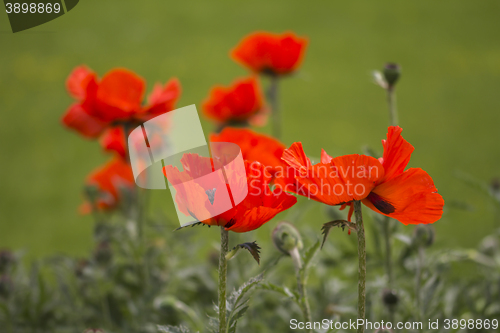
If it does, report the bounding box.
[384,85,398,288]
[219,226,229,333]
[354,201,366,333]
[387,86,398,127]
[290,247,313,332]
[268,75,281,139]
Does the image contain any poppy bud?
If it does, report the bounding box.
[93,241,112,265]
[382,288,399,313]
[0,250,14,274]
[412,224,435,248]
[272,222,303,255]
[0,275,13,299]
[383,63,401,89]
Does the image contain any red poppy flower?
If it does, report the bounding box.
[62,66,108,138]
[202,77,264,124]
[231,31,308,75]
[163,155,297,233]
[62,66,182,137]
[210,128,284,170]
[80,157,135,213]
[93,69,146,122]
[210,127,303,192]
[282,126,444,225]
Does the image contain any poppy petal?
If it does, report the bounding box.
[95,69,145,122]
[66,66,97,100]
[139,78,182,120]
[282,143,384,206]
[380,126,414,183]
[61,103,109,139]
[362,168,444,225]
[100,126,127,159]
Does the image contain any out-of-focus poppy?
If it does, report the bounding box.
[138,78,182,121]
[62,66,182,138]
[231,32,308,75]
[202,77,264,125]
[163,155,296,233]
[209,127,302,191]
[62,66,108,138]
[80,157,135,213]
[282,126,444,225]
[210,128,284,172]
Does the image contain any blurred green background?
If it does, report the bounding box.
[1,0,499,259]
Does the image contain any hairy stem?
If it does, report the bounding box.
[290,247,312,332]
[387,87,398,127]
[268,75,281,139]
[354,201,366,333]
[219,226,229,333]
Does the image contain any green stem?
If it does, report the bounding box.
[354,201,366,333]
[219,226,229,333]
[290,247,312,332]
[268,75,281,139]
[387,87,398,127]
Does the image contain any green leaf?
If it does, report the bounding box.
[226,273,264,332]
[174,222,208,231]
[228,305,249,333]
[258,282,299,303]
[321,220,356,249]
[226,241,261,265]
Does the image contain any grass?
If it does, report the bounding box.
[1,0,500,259]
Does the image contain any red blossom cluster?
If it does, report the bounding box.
[61,66,181,213]
[62,30,444,232]
[202,31,308,127]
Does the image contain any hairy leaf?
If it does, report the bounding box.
[226,241,261,265]
[321,220,357,249]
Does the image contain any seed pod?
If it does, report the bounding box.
[383,63,401,89]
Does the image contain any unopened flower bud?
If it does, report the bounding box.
[383,63,401,89]
[0,250,14,274]
[382,288,399,310]
[272,222,303,255]
[412,224,435,248]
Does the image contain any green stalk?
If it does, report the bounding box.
[387,86,398,127]
[268,75,281,139]
[354,201,366,333]
[219,226,229,333]
[290,247,312,332]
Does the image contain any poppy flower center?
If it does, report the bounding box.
[367,192,395,214]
